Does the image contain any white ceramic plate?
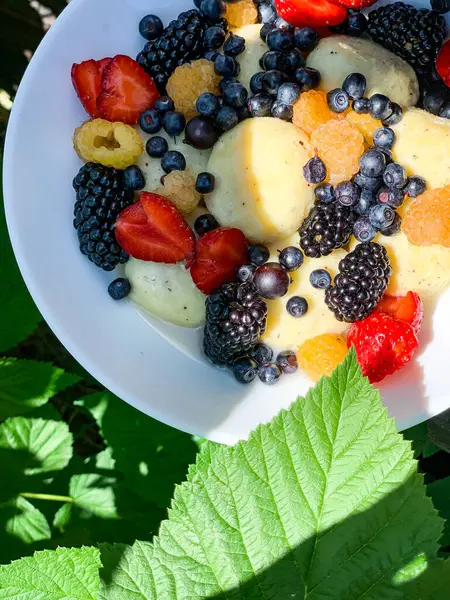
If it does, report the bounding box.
[4,0,450,445]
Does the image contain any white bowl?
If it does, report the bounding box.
[4,0,450,444]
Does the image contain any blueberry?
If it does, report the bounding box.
[223,82,248,109]
[353,98,370,114]
[258,3,277,24]
[331,10,367,37]
[310,269,332,290]
[376,186,405,209]
[276,350,298,374]
[382,103,403,127]
[185,116,219,149]
[354,189,375,215]
[215,54,239,77]
[161,151,186,174]
[315,183,335,204]
[237,105,251,122]
[196,92,221,117]
[295,67,321,92]
[286,48,306,71]
[287,296,309,317]
[383,163,407,189]
[294,26,319,52]
[303,156,327,184]
[204,50,219,62]
[380,212,402,237]
[359,149,386,178]
[215,106,239,131]
[369,94,393,120]
[146,135,168,158]
[163,111,186,136]
[154,96,175,114]
[353,172,383,192]
[342,73,367,100]
[253,262,291,299]
[327,88,350,113]
[279,246,304,271]
[139,15,163,40]
[267,28,294,52]
[195,172,216,194]
[440,101,450,119]
[108,278,131,300]
[220,76,238,93]
[406,176,427,198]
[423,84,448,115]
[369,204,395,229]
[262,70,288,96]
[194,213,218,236]
[275,16,295,31]
[237,264,256,283]
[261,50,290,72]
[233,356,258,384]
[248,244,270,266]
[250,72,265,94]
[335,181,360,207]
[204,26,226,49]
[271,101,293,121]
[248,93,274,117]
[139,109,162,134]
[373,127,395,149]
[353,216,378,243]
[431,0,450,13]
[251,343,274,366]
[379,148,393,164]
[123,165,146,191]
[258,363,282,385]
[260,22,275,42]
[200,0,226,21]
[224,33,246,56]
[277,82,300,106]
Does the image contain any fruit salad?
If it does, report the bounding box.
[70,0,450,387]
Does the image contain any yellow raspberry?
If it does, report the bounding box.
[166,59,221,120]
[297,334,348,382]
[73,119,143,169]
[293,90,336,137]
[225,0,258,28]
[346,111,382,145]
[155,170,201,215]
[402,185,450,248]
[311,119,365,185]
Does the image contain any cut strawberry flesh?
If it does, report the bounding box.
[377,291,424,335]
[275,0,347,27]
[71,58,111,118]
[437,40,450,88]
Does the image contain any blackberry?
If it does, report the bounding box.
[367,3,446,69]
[325,242,392,322]
[299,203,355,258]
[137,9,210,91]
[203,282,268,367]
[73,163,133,271]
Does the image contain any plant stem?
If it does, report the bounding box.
[20,492,73,503]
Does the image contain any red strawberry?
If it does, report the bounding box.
[436,40,450,88]
[97,55,160,125]
[190,228,249,295]
[275,0,347,27]
[377,291,424,335]
[348,312,419,384]
[71,58,112,118]
[329,0,377,8]
[115,192,195,264]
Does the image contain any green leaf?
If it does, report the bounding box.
[403,422,428,458]
[78,392,198,509]
[427,477,450,548]
[99,352,443,600]
[3,495,51,545]
[406,559,450,599]
[0,546,101,599]
[0,358,80,420]
[422,441,440,459]
[428,409,450,454]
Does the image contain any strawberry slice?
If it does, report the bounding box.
[436,40,450,88]
[275,0,347,27]
[328,0,377,8]
[377,291,424,335]
[97,55,160,125]
[115,192,195,264]
[190,228,249,295]
[71,58,112,118]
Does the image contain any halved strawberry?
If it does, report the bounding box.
[115,192,195,264]
[436,40,450,88]
[97,55,160,125]
[190,228,249,295]
[377,291,424,335]
[329,0,377,8]
[71,58,112,118]
[275,0,347,27]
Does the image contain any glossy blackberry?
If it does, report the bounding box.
[73,163,133,271]
[367,3,447,69]
[203,282,268,367]
[299,203,355,258]
[325,242,392,322]
[137,9,209,91]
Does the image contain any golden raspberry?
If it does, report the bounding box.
[225,0,258,28]
[166,59,221,120]
[293,90,337,136]
[402,185,450,247]
[346,111,382,145]
[73,119,143,169]
[155,170,201,215]
[311,119,365,185]
[297,334,348,382]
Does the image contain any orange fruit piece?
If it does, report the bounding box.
[311,119,365,185]
[225,0,258,27]
[297,334,348,382]
[402,185,450,247]
[293,90,336,136]
[346,111,382,145]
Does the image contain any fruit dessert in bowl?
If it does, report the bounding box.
[5,0,450,442]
